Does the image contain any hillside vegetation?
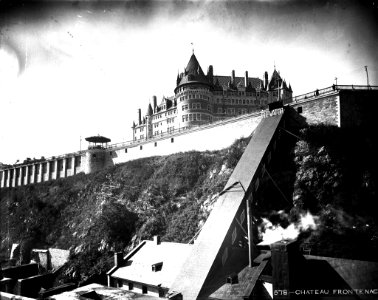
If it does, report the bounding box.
[292,125,378,261]
[0,137,250,284]
[1,123,377,286]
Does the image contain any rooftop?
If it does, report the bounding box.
[50,283,157,300]
[111,241,193,289]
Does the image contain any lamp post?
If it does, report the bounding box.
[364,66,370,86]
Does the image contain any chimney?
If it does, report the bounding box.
[207,65,213,83]
[153,95,157,113]
[153,235,161,245]
[231,70,235,84]
[245,71,248,87]
[264,71,268,90]
[114,252,124,267]
[138,109,142,125]
[270,240,304,298]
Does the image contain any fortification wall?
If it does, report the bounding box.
[289,92,340,126]
[84,149,114,173]
[0,154,86,189]
[111,113,263,165]
[2,87,376,189]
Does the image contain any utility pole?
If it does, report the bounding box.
[364,66,370,86]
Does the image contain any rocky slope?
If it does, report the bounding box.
[0,137,250,284]
[1,123,377,286]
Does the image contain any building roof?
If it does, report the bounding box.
[267,69,282,91]
[85,136,111,143]
[177,54,210,87]
[51,283,157,300]
[111,241,193,289]
[185,53,205,76]
[198,247,270,300]
[213,76,263,90]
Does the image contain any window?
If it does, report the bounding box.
[118,280,123,288]
[171,138,174,143]
[152,262,163,272]
[140,145,143,150]
[125,148,128,153]
[297,106,303,113]
[142,286,148,294]
[154,142,157,147]
[128,282,133,290]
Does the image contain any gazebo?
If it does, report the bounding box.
[85,135,111,150]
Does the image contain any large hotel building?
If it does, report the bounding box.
[132,53,292,141]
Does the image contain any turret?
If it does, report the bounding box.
[176,73,181,86]
[147,103,153,116]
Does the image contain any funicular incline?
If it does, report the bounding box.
[169,110,286,300]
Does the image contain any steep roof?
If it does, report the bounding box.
[268,69,282,91]
[111,241,192,289]
[177,54,209,87]
[213,76,263,90]
[185,53,205,76]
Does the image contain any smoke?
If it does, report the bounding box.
[258,211,318,245]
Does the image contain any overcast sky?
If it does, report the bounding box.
[0,0,377,165]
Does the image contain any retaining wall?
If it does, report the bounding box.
[111,113,263,165]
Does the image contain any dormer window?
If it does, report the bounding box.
[152,262,163,272]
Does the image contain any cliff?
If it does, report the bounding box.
[1,123,377,286]
[0,137,250,284]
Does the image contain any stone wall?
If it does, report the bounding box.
[112,113,263,165]
[290,93,339,126]
[84,149,114,174]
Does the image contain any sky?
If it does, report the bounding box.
[0,0,377,165]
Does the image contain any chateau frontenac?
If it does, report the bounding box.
[132,53,292,141]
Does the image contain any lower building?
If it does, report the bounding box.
[107,236,193,298]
